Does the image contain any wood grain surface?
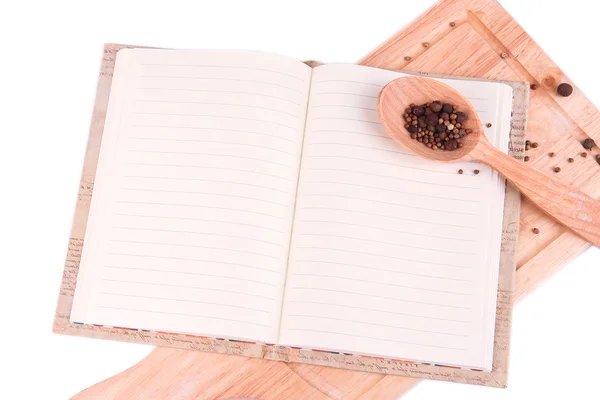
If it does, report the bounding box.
[71,0,600,398]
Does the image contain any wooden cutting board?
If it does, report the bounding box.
[73,0,600,398]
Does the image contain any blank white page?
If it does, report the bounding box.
[279,64,512,369]
[71,49,312,343]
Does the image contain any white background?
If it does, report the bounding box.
[1,0,599,398]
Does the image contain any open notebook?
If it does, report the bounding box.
[68,49,514,372]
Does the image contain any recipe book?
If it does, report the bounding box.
[56,45,524,385]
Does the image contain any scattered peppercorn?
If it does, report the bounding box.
[458,169,464,174]
[554,167,561,173]
[596,154,600,165]
[525,144,531,151]
[404,56,412,61]
[557,83,573,97]
[530,83,538,90]
[583,138,596,150]
[582,152,588,158]
[531,142,539,148]
[549,152,555,157]
[524,156,530,162]
[532,228,540,234]
[402,100,471,151]
[500,52,509,59]
[423,42,430,48]
[486,123,492,128]
[449,21,456,27]
[473,169,480,175]
[568,157,574,163]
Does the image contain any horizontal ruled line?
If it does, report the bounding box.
[312,117,381,125]
[299,206,476,228]
[307,154,459,175]
[123,163,291,181]
[292,273,471,295]
[313,92,378,99]
[311,104,377,112]
[96,305,270,327]
[100,292,272,314]
[139,63,307,82]
[298,233,475,255]
[100,279,275,300]
[139,76,303,94]
[315,79,384,88]
[287,301,470,323]
[119,187,287,206]
[104,265,277,286]
[131,112,297,130]
[301,193,478,216]
[116,213,284,233]
[131,125,297,143]
[126,149,294,168]
[285,328,467,350]
[298,219,475,242]
[136,88,302,106]
[311,129,391,140]
[109,241,281,260]
[295,259,473,282]
[287,315,467,337]
[308,142,412,156]
[303,180,478,203]
[123,176,289,195]
[290,287,471,310]
[104,254,278,272]
[306,167,480,189]
[116,201,285,219]
[135,99,300,118]
[127,137,295,155]
[112,226,284,247]
[293,246,471,269]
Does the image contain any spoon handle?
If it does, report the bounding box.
[476,145,600,247]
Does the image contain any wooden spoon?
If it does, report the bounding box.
[378,76,600,247]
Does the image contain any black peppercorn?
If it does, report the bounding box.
[441,104,454,114]
[430,101,443,113]
[554,167,561,173]
[458,169,463,174]
[473,169,480,175]
[455,112,467,124]
[582,152,588,158]
[425,113,439,125]
[557,83,573,97]
[413,106,425,116]
[446,139,459,151]
[486,123,492,128]
[549,152,555,157]
[524,156,530,162]
[532,228,540,234]
[408,125,418,134]
[568,158,574,163]
[583,138,596,150]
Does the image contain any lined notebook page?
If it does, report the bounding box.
[71,49,312,343]
[279,64,512,369]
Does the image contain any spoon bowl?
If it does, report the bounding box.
[377,76,600,247]
[377,76,483,162]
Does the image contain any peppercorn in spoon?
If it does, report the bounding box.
[378,76,600,247]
